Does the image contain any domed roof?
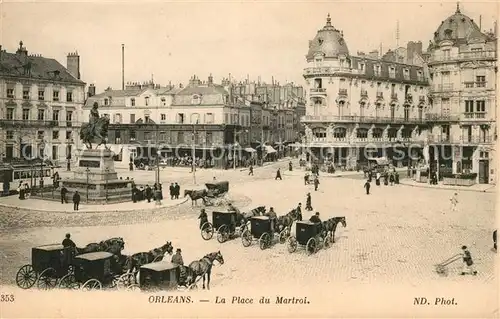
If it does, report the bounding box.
[433,4,486,43]
[306,14,349,61]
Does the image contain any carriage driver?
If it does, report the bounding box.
[309,212,322,223]
[266,207,278,232]
[62,233,76,265]
[171,248,188,287]
[198,209,208,230]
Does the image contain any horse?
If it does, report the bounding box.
[75,243,103,255]
[187,251,224,290]
[276,209,299,233]
[184,189,208,206]
[493,230,497,251]
[123,241,174,273]
[234,206,266,230]
[80,116,110,149]
[322,217,347,243]
[99,237,125,255]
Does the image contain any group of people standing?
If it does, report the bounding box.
[169,183,181,199]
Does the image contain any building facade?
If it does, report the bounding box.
[301,15,430,168]
[0,41,85,166]
[425,5,497,184]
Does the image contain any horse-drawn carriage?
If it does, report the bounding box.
[287,221,331,255]
[201,211,244,243]
[204,181,229,205]
[241,216,288,250]
[15,244,71,289]
[127,261,180,291]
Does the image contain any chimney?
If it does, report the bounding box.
[121,44,125,90]
[208,73,213,86]
[16,41,28,60]
[87,84,96,98]
[368,50,379,59]
[67,51,81,80]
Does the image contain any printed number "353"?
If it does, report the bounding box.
[1,294,15,302]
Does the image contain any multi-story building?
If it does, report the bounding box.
[425,5,497,184]
[301,15,430,168]
[0,41,85,166]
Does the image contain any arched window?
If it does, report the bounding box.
[360,101,366,117]
[402,128,412,138]
[190,113,200,124]
[333,127,346,138]
[388,128,398,139]
[312,127,327,138]
[357,128,369,138]
[372,128,383,139]
[404,105,410,121]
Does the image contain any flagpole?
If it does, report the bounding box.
[192,120,197,185]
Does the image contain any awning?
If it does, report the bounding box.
[367,157,390,166]
[244,147,257,153]
[264,145,277,154]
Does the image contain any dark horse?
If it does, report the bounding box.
[123,242,174,273]
[184,189,208,206]
[80,116,110,149]
[186,251,224,290]
[322,217,347,243]
[493,230,497,252]
[75,237,126,255]
[276,208,299,233]
[235,206,266,230]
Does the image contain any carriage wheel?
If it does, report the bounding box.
[127,284,140,291]
[259,233,271,250]
[201,222,214,240]
[58,273,80,290]
[217,225,229,243]
[241,229,252,247]
[116,272,137,290]
[16,264,37,289]
[287,237,298,253]
[37,267,58,290]
[279,228,289,244]
[81,279,102,291]
[306,238,317,255]
[324,234,332,249]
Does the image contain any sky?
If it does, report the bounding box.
[1,0,498,92]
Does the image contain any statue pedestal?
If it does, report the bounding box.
[62,149,131,204]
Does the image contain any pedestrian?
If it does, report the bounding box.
[18,181,25,200]
[145,185,152,203]
[60,186,68,204]
[389,173,394,186]
[169,183,175,200]
[275,168,282,180]
[174,183,180,199]
[198,208,208,230]
[394,171,400,184]
[460,246,477,276]
[72,191,81,211]
[376,172,381,186]
[289,161,293,171]
[304,172,309,185]
[383,173,388,186]
[296,203,303,221]
[305,192,313,211]
[129,161,134,171]
[132,185,138,203]
[450,192,458,212]
[248,165,254,176]
[314,177,320,191]
[368,170,373,183]
[364,179,371,195]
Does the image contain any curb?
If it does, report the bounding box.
[0,197,189,214]
[398,181,496,193]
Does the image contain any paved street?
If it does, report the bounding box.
[0,159,496,292]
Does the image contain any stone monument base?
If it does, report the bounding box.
[60,148,131,204]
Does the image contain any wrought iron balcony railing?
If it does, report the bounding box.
[0,119,58,128]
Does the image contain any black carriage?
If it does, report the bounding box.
[200,210,241,243]
[241,216,288,250]
[287,221,331,255]
[127,261,180,291]
[15,244,72,289]
[205,181,229,197]
[58,251,123,290]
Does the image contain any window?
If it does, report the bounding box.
[130,114,135,123]
[312,127,327,138]
[7,88,14,99]
[177,131,184,143]
[403,69,410,80]
[145,96,149,106]
[374,65,381,76]
[53,91,59,101]
[131,98,136,106]
[314,78,322,89]
[372,128,383,139]
[37,131,44,139]
[476,76,486,87]
[66,111,73,121]
[225,113,229,124]
[144,132,152,141]
[144,115,150,123]
[22,109,30,120]
[130,131,136,140]
[6,131,14,139]
[177,113,185,124]
[476,100,485,113]
[333,127,346,138]
[417,71,423,81]
[52,145,58,160]
[23,88,30,100]
[390,104,395,119]
[104,98,109,106]
[191,113,200,124]
[471,48,482,52]
[160,114,166,121]
[443,49,450,59]
[38,90,44,100]
[161,97,166,106]
[389,67,396,78]
[206,132,213,145]
[359,63,365,72]
[6,108,14,120]
[37,109,45,120]
[465,100,474,113]
[205,113,214,124]
[357,128,368,139]
[66,131,72,140]
[52,131,59,139]
[114,113,122,124]
[66,92,73,102]
[51,110,59,121]
[404,105,410,121]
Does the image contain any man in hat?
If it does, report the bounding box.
[275,168,282,180]
[62,233,76,265]
[198,208,208,230]
[248,165,254,176]
[305,193,313,211]
[62,233,76,249]
[296,203,303,221]
[460,245,477,275]
[314,176,320,191]
[72,191,81,211]
[364,179,371,195]
[171,248,184,266]
[309,212,322,223]
[450,193,459,212]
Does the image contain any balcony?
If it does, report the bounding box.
[338,88,348,96]
[424,113,460,122]
[462,112,487,120]
[460,135,494,144]
[301,115,425,124]
[429,50,497,63]
[0,119,58,128]
[360,90,368,98]
[310,88,327,95]
[376,92,383,99]
[432,83,454,92]
[390,93,398,101]
[304,66,351,76]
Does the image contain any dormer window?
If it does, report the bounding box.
[403,69,410,80]
[374,65,381,76]
[191,94,201,105]
[389,67,396,78]
[359,63,365,72]
[318,38,323,45]
[130,98,136,106]
[104,98,109,106]
[145,96,149,106]
[417,71,423,81]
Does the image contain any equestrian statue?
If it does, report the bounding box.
[80,102,110,149]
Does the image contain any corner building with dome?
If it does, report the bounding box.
[301,7,497,185]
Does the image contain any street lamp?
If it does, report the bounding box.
[39,141,45,198]
[86,167,90,203]
[105,168,109,203]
